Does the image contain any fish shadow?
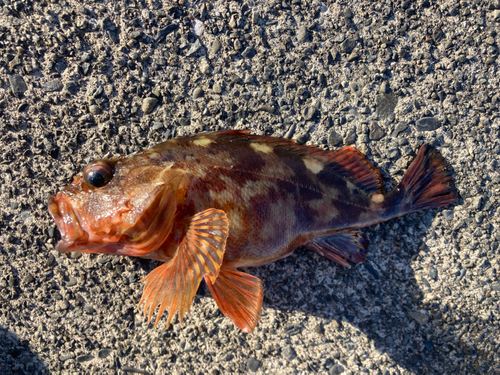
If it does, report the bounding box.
[0,325,48,374]
[246,208,489,373]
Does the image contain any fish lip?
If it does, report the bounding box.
[48,193,84,253]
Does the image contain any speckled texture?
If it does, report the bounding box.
[1,0,499,374]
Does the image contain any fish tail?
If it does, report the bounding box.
[391,144,458,215]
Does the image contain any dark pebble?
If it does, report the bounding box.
[364,263,380,279]
[247,357,261,372]
[302,106,317,121]
[295,132,310,144]
[282,345,296,360]
[416,117,441,131]
[156,24,179,42]
[392,122,408,137]
[341,38,356,53]
[9,74,27,97]
[369,122,385,140]
[241,46,257,59]
[328,129,343,147]
[330,364,345,374]
[76,354,94,363]
[98,349,112,358]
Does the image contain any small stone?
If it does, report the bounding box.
[443,209,454,221]
[212,38,221,54]
[142,97,158,114]
[302,106,317,121]
[392,122,408,137]
[344,129,357,145]
[98,349,112,358]
[222,353,233,361]
[295,132,310,144]
[199,59,211,74]
[297,25,308,43]
[155,24,179,42]
[76,355,94,363]
[416,117,441,131]
[282,345,296,360]
[252,10,259,24]
[472,196,483,210]
[194,19,204,36]
[193,87,203,99]
[408,310,429,325]
[9,74,27,97]
[247,357,261,372]
[213,83,222,94]
[330,364,345,374]
[258,105,275,114]
[43,79,63,92]
[369,122,385,140]
[341,38,356,53]
[314,323,324,334]
[89,105,101,115]
[129,30,142,39]
[241,46,256,59]
[328,130,343,147]
[380,81,391,94]
[376,93,397,120]
[186,39,203,57]
[229,15,237,29]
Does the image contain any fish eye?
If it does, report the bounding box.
[83,161,114,188]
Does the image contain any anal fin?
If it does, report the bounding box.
[204,269,263,333]
[138,208,229,328]
[307,230,368,267]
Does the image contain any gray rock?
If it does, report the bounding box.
[380,81,391,94]
[9,74,27,97]
[43,79,63,92]
[258,105,274,114]
[297,25,308,43]
[408,310,429,325]
[376,93,397,120]
[330,364,345,374]
[416,117,441,131]
[247,357,261,372]
[295,132,310,144]
[282,345,296,360]
[302,106,317,121]
[241,46,256,59]
[392,122,408,137]
[443,209,454,221]
[142,97,158,114]
[155,24,179,42]
[186,39,203,57]
[89,105,101,115]
[341,38,356,53]
[193,87,203,99]
[213,83,222,94]
[212,38,221,54]
[369,122,385,140]
[76,354,94,363]
[328,130,343,147]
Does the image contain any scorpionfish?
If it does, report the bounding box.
[48,130,457,332]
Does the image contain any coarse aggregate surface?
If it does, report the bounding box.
[1,0,500,374]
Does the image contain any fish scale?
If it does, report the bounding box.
[49,130,457,332]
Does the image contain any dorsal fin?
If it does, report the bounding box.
[319,146,384,193]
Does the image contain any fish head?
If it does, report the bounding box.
[48,155,184,257]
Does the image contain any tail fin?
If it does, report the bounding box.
[396,144,458,214]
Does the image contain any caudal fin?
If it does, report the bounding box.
[396,144,458,214]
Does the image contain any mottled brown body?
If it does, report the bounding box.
[49,130,457,332]
[146,131,388,267]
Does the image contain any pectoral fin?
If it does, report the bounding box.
[204,269,263,333]
[138,208,229,328]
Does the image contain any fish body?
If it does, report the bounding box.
[49,130,457,332]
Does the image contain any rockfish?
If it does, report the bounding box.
[48,130,457,332]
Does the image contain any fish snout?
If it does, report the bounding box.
[48,193,85,252]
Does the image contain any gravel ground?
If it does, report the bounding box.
[1,0,500,374]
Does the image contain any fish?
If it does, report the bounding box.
[48,130,458,332]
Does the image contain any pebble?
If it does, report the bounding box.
[9,74,27,97]
[43,79,63,92]
[329,364,345,374]
[193,87,203,99]
[443,209,454,221]
[142,97,158,114]
[258,105,275,114]
[282,345,296,360]
[89,105,101,115]
[369,122,385,140]
[376,93,397,120]
[155,24,178,42]
[186,39,203,57]
[392,122,408,137]
[328,129,343,147]
[247,357,261,372]
[213,83,222,94]
[302,106,317,121]
[341,38,356,53]
[295,132,310,144]
[212,38,221,54]
[241,46,257,59]
[297,25,308,43]
[408,310,429,325]
[416,117,441,131]
[76,354,94,363]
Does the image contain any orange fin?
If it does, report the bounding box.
[138,208,229,328]
[204,269,263,333]
[307,230,369,267]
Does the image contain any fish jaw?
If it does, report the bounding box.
[48,192,86,252]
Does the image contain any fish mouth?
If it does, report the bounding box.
[48,193,86,253]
